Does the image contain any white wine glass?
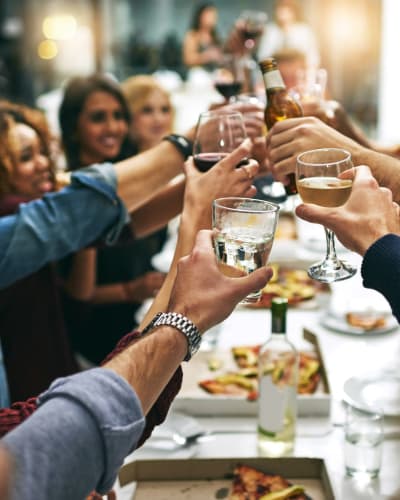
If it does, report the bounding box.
[296,148,357,282]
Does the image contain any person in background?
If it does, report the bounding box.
[258,0,320,68]
[0,140,264,499]
[183,2,223,71]
[58,74,167,365]
[0,101,79,402]
[121,75,174,152]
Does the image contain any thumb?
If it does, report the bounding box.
[183,156,200,178]
[295,203,336,226]
[231,266,273,301]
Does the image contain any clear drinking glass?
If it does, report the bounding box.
[193,111,248,172]
[212,197,280,303]
[344,404,384,480]
[296,148,357,282]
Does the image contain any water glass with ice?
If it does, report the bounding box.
[212,197,279,304]
[344,404,384,480]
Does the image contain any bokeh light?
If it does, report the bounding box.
[37,40,58,60]
[42,15,77,40]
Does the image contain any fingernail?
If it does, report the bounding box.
[242,138,252,149]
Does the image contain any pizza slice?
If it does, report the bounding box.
[232,345,261,368]
[345,312,387,331]
[230,464,309,500]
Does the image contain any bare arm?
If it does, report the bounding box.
[105,230,271,414]
[62,248,97,301]
[267,116,400,202]
[139,138,259,329]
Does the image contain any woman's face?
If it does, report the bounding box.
[76,90,128,165]
[8,123,53,200]
[131,90,173,150]
[200,7,217,30]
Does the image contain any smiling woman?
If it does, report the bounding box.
[0,101,78,402]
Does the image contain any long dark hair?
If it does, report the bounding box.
[190,3,219,43]
[59,74,132,170]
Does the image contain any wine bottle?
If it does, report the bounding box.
[259,57,303,195]
[257,297,298,456]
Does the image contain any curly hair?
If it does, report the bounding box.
[59,74,131,170]
[0,101,55,198]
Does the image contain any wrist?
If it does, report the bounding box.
[162,134,193,161]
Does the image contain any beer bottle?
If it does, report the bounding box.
[259,57,303,195]
[258,297,298,456]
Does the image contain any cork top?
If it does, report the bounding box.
[259,58,278,73]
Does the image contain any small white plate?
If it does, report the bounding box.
[320,313,398,336]
[343,372,400,416]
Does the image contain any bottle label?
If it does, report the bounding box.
[263,69,285,90]
[258,376,296,433]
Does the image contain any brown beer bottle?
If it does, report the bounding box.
[259,58,303,195]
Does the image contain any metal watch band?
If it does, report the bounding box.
[162,134,193,161]
[141,312,201,361]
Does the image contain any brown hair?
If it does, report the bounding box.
[0,101,55,198]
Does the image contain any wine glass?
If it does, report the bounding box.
[213,54,245,102]
[296,148,357,282]
[239,10,268,51]
[193,110,248,172]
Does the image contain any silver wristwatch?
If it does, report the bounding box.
[141,312,202,361]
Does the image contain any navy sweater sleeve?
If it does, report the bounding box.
[361,234,400,323]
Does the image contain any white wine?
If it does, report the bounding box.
[297,176,352,207]
[258,298,298,456]
[214,228,273,301]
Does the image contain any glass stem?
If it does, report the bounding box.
[324,227,338,263]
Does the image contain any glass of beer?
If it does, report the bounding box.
[296,148,357,282]
[212,197,280,303]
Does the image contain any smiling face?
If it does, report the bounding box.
[76,90,129,165]
[8,123,54,200]
[131,89,173,151]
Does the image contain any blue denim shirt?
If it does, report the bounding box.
[0,163,129,290]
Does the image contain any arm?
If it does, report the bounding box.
[267,116,400,202]
[1,229,271,500]
[295,165,400,320]
[62,248,97,301]
[139,138,260,328]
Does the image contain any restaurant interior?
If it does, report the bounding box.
[1,1,400,499]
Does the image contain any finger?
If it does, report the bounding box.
[230,266,273,299]
[243,185,257,198]
[217,138,253,171]
[380,186,394,202]
[295,203,335,225]
[183,156,200,178]
[270,156,296,182]
[340,164,371,181]
[239,159,259,181]
[267,125,298,150]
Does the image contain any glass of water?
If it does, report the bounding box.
[344,404,384,480]
[212,197,279,304]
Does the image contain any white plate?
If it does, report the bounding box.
[320,313,398,336]
[343,372,400,416]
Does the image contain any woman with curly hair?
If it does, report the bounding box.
[0,101,78,402]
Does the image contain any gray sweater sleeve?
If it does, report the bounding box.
[2,368,145,499]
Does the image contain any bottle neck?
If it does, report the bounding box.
[262,69,285,91]
[271,314,286,336]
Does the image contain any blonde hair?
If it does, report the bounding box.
[121,75,173,119]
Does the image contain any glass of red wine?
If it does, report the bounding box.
[193,111,248,172]
[213,54,244,102]
[239,10,267,51]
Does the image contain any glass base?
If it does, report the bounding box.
[308,258,357,283]
[240,290,261,305]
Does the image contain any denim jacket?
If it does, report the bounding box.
[0,163,128,290]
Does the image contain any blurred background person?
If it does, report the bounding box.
[59,74,167,366]
[121,75,174,152]
[182,2,223,72]
[258,0,320,69]
[0,101,78,402]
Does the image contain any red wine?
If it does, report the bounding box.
[215,81,242,100]
[194,153,228,172]
[194,153,249,172]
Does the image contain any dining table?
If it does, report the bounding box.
[115,215,400,500]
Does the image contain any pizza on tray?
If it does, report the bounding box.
[248,264,328,308]
[230,464,309,500]
[199,346,321,398]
